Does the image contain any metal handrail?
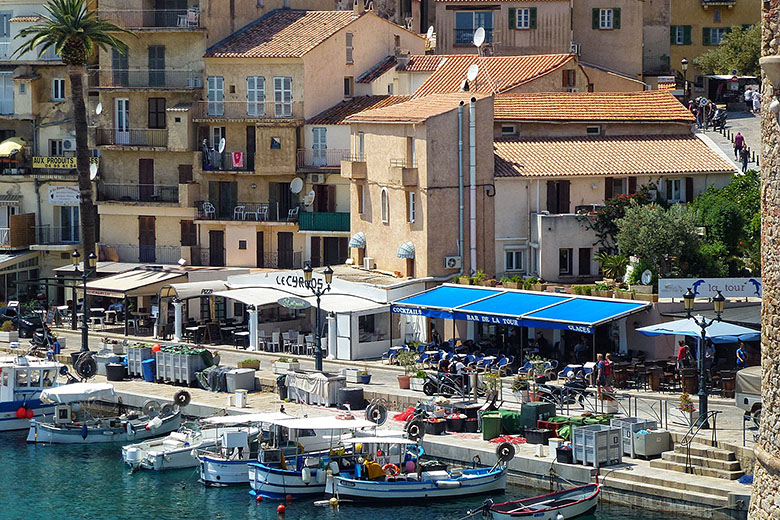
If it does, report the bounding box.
[679,410,721,473]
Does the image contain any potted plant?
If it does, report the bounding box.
[273,357,300,374]
[502,275,522,290]
[533,278,547,291]
[679,392,698,426]
[237,359,260,370]
[410,369,427,391]
[457,276,473,285]
[472,270,487,285]
[0,320,18,343]
[511,376,531,403]
[396,350,416,389]
[342,367,361,383]
[593,282,612,298]
[360,367,371,384]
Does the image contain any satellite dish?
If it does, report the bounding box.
[641,270,652,285]
[95,102,102,115]
[218,137,226,154]
[290,177,304,194]
[303,190,316,207]
[426,25,434,40]
[466,64,479,83]
[89,163,98,180]
[473,27,485,48]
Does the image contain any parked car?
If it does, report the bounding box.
[735,366,761,426]
[0,307,45,338]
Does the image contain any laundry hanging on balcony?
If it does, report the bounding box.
[232,152,244,169]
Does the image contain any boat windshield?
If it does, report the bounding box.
[42,369,55,387]
[16,370,28,387]
[30,369,41,387]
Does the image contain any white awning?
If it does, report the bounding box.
[212,287,298,307]
[341,436,416,445]
[55,261,145,275]
[304,293,386,313]
[201,412,293,426]
[40,383,115,404]
[160,280,229,301]
[86,269,187,299]
[280,416,376,430]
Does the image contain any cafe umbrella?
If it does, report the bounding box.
[636,318,759,344]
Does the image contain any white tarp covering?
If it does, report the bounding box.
[736,366,761,396]
[40,382,115,404]
[201,412,293,426]
[279,415,376,431]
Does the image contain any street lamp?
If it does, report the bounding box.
[72,250,97,353]
[681,57,689,104]
[303,263,333,372]
[683,288,725,428]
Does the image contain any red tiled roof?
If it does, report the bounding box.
[494,91,695,122]
[412,54,574,97]
[398,54,448,72]
[307,95,411,125]
[494,135,736,178]
[357,56,397,83]
[436,0,564,2]
[346,92,487,123]
[205,10,360,58]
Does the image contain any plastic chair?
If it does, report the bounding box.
[287,207,299,221]
[202,201,216,219]
[495,357,511,377]
[271,331,281,352]
[233,205,245,220]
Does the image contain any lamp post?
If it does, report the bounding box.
[683,288,725,428]
[72,250,97,353]
[303,264,333,372]
[681,57,689,104]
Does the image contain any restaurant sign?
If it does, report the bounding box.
[658,278,762,299]
[48,185,80,205]
[277,296,311,310]
[33,156,99,169]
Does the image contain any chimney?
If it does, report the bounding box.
[396,51,410,69]
[353,0,365,15]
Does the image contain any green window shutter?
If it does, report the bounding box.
[592,8,599,29]
[530,7,537,29]
[670,26,676,44]
[613,8,620,29]
[703,27,711,46]
[508,8,516,29]
[683,25,691,45]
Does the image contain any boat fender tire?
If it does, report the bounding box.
[160,403,174,417]
[406,418,425,442]
[173,390,191,407]
[472,455,481,468]
[383,463,399,477]
[142,400,162,417]
[76,357,97,379]
[367,403,387,425]
[496,442,515,463]
[59,365,69,376]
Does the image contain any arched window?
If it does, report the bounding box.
[380,188,389,223]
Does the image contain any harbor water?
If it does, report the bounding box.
[0,431,667,520]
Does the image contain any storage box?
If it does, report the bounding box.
[572,424,622,469]
[127,346,154,377]
[526,428,554,445]
[341,368,361,384]
[632,429,671,458]
[519,402,556,429]
[226,368,256,393]
[610,417,658,458]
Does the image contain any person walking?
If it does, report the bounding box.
[734,132,744,160]
[753,91,761,114]
[595,353,606,399]
[744,88,753,113]
[677,340,690,371]
[740,146,750,173]
[736,342,747,369]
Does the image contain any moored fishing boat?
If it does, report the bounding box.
[487,483,600,520]
[0,355,64,431]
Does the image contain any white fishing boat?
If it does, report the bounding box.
[248,415,378,499]
[26,383,182,444]
[488,483,600,519]
[0,355,64,431]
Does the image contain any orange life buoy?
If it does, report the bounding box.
[382,463,399,477]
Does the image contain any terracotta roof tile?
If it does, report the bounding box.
[412,54,574,97]
[494,91,695,122]
[205,10,360,59]
[436,0,564,2]
[357,56,397,83]
[346,92,487,123]
[494,135,736,178]
[307,95,411,124]
[398,54,448,72]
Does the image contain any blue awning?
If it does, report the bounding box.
[391,284,651,334]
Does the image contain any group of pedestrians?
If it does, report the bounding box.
[745,88,761,114]
[733,131,751,172]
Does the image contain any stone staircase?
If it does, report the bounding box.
[649,442,745,480]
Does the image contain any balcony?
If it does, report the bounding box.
[34,225,80,245]
[196,201,300,223]
[197,151,254,174]
[87,69,202,90]
[95,128,168,148]
[454,28,493,46]
[100,184,179,203]
[98,8,201,29]
[340,154,366,180]
[298,212,350,232]
[296,149,348,170]
[112,244,184,264]
[390,158,418,186]
[192,100,304,121]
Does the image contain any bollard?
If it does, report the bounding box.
[752,151,756,163]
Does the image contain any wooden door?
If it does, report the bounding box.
[277,232,293,268]
[310,236,321,267]
[209,230,225,266]
[139,158,154,201]
[323,237,339,266]
[315,185,335,213]
[138,216,156,262]
[246,126,256,171]
[148,45,165,87]
[256,231,264,267]
[578,247,591,276]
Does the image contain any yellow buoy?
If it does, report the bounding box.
[329,497,339,507]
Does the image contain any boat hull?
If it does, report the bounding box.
[490,484,600,520]
[0,400,56,431]
[248,462,328,499]
[199,456,250,486]
[26,413,181,444]
[331,467,507,501]
[123,429,232,471]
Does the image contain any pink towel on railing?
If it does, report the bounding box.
[232,152,244,168]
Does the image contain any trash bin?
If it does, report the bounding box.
[105,363,125,382]
[141,359,156,383]
[647,367,663,391]
[556,446,573,464]
[481,412,502,441]
[277,375,288,400]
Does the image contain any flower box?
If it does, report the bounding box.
[629,284,653,294]
[273,361,299,374]
[615,290,635,300]
[237,359,260,370]
[479,279,498,287]
[634,292,658,302]
[410,377,426,391]
[342,368,361,383]
[457,277,473,285]
[502,281,521,290]
[532,284,547,292]
[0,331,19,343]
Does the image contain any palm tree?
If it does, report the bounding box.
[14,0,132,260]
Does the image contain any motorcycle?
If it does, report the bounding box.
[536,377,591,408]
[422,371,485,398]
[710,108,727,130]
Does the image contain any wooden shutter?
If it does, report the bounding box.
[148,97,166,129]
[613,8,620,29]
[685,177,694,202]
[546,181,558,214]
[180,220,196,246]
[178,164,193,184]
[310,236,321,267]
[628,176,637,195]
[703,27,711,46]
[670,26,676,44]
[529,7,537,29]
[604,177,613,200]
[558,180,570,213]
[592,8,599,29]
[683,25,692,45]
[508,8,516,29]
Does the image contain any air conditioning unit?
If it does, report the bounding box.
[310,173,325,184]
[363,257,375,270]
[444,256,462,270]
[62,139,76,151]
[570,42,581,56]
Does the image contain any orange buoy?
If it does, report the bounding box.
[285,494,293,502]
[255,496,262,503]
[16,407,26,419]
[26,408,34,419]
[277,504,286,514]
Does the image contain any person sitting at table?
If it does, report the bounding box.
[437,356,450,373]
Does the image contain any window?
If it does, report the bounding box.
[380,187,389,223]
[207,76,224,116]
[667,178,683,202]
[180,220,196,246]
[270,137,281,149]
[60,206,79,242]
[455,11,493,45]
[238,240,247,250]
[246,76,266,116]
[599,8,613,29]
[713,8,721,23]
[0,72,11,115]
[0,12,10,58]
[704,27,728,46]
[501,125,516,136]
[515,7,536,29]
[407,136,415,166]
[394,34,401,51]
[407,191,415,223]
[210,126,225,149]
[148,97,166,129]
[612,178,625,196]
[273,76,292,117]
[559,248,573,275]
[18,83,25,95]
[49,139,64,157]
[357,183,365,213]
[593,8,620,30]
[387,84,394,95]
[52,78,65,101]
[357,132,365,160]
[505,248,523,272]
[562,69,576,88]
[200,296,210,321]
[312,127,327,166]
[346,32,353,64]
[530,245,539,275]
[343,76,354,97]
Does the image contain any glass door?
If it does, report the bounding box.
[273,76,292,117]
[114,98,129,145]
[207,76,224,116]
[312,127,327,166]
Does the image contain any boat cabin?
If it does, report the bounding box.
[0,356,61,403]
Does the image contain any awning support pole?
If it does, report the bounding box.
[248,305,259,351]
[124,297,129,337]
[173,299,183,343]
[592,332,596,362]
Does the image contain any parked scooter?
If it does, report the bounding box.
[711,108,727,130]
[536,377,591,407]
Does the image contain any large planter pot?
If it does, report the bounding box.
[457,277,473,285]
[616,290,635,300]
[634,292,659,302]
[532,284,547,292]
[0,331,19,343]
[397,374,411,389]
[273,361,299,374]
[503,281,520,290]
[360,374,372,384]
[601,399,619,414]
[342,368,361,383]
[237,360,260,370]
[410,377,425,391]
[479,280,498,287]
[629,284,653,294]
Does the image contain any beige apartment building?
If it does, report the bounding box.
[342,92,495,278]
[491,91,736,282]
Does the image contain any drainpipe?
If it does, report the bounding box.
[469,97,477,274]
[457,102,465,277]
